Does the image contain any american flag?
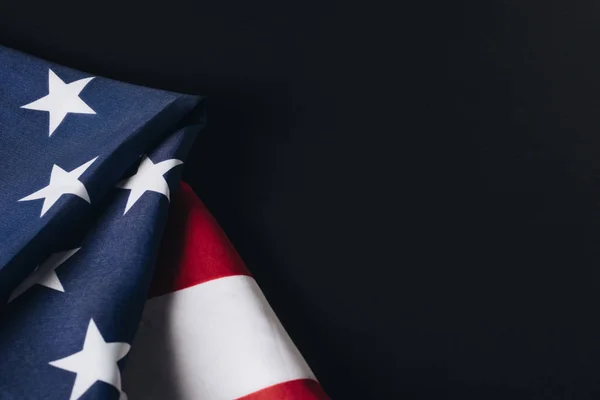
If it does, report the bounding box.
[0,46,329,400]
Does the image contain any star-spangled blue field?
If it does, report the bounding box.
[0,46,205,400]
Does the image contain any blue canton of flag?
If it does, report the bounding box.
[0,46,205,399]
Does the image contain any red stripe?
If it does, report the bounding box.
[236,379,330,400]
[148,182,250,297]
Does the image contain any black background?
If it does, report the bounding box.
[3,1,600,399]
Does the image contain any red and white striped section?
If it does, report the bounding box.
[123,182,329,400]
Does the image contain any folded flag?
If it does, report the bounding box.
[0,46,327,400]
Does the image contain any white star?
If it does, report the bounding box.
[8,248,80,302]
[19,157,98,217]
[21,69,96,136]
[116,155,183,214]
[49,319,130,400]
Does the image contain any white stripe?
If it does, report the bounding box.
[123,275,315,400]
